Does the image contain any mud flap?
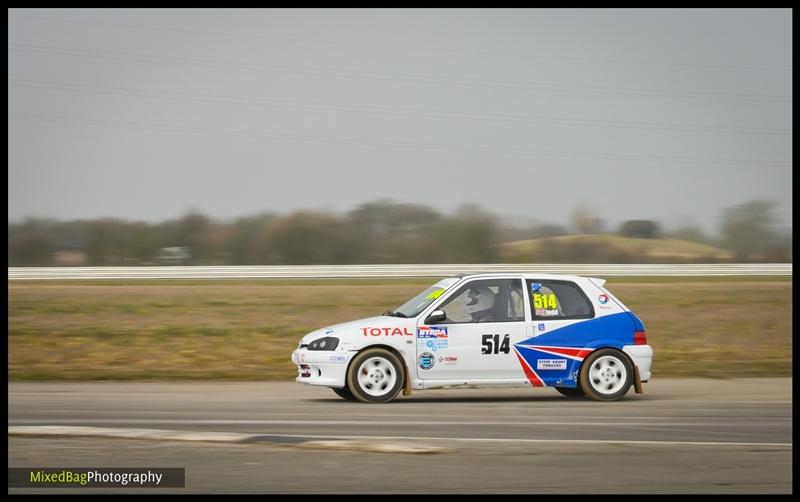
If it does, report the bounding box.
[402,360,413,396]
[633,365,643,394]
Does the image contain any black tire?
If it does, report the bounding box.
[579,348,633,402]
[555,386,586,398]
[331,386,356,400]
[346,348,405,404]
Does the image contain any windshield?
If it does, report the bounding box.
[392,277,461,318]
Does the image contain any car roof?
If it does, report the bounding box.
[453,272,592,282]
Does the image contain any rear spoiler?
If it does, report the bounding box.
[588,277,606,288]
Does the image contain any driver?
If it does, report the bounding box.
[463,285,496,322]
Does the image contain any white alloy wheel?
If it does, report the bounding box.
[579,349,633,402]
[588,355,627,395]
[357,356,398,397]
[347,348,405,404]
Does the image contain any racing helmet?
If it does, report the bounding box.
[463,285,495,314]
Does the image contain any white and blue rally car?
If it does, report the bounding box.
[291,273,653,403]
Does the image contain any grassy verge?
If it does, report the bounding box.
[8,277,791,380]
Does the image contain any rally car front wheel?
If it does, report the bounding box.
[579,348,633,401]
[346,348,405,404]
[331,386,357,400]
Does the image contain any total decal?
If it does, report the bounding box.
[417,326,449,351]
[361,327,414,337]
[597,294,613,310]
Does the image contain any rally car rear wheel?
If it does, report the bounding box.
[555,386,586,398]
[347,348,405,404]
[579,349,632,401]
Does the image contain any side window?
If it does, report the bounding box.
[527,280,593,320]
[437,279,525,324]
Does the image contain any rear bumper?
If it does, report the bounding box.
[623,344,653,381]
[290,349,352,388]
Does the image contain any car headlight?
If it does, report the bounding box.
[307,337,339,351]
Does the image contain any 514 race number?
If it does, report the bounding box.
[533,293,558,309]
[481,334,510,355]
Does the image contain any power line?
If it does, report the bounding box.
[9,78,790,135]
[8,112,790,167]
[10,12,792,73]
[8,43,792,103]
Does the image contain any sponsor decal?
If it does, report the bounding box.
[324,329,334,334]
[420,338,448,351]
[535,308,560,317]
[361,327,414,337]
[536,359,568,370]
[425,289,445,300]
[531,282,542,292]
[417,326,448,338]
[328,354,347,362]
[437,355,459,365]
[426,339,448,351]
[418,326,449,350]
[418,352,435,370]
[538,323,545,331]
[598,294,609,305]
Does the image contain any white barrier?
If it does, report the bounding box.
[7,263,792,279]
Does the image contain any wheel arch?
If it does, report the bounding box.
[566,340,631,387]
[581,344,637,372]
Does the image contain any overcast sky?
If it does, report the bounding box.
[8,8,792,233]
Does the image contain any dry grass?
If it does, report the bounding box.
[608,279,792,377]
[8,278,791,380]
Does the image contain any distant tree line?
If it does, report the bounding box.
[7,199,791,266]
[8,201,499,266]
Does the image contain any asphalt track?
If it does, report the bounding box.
[8,379,792,493]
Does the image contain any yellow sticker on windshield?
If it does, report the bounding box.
[426,289,445,300]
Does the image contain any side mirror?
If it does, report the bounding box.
[425,309,446,324]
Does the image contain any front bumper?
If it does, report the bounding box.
[623,344,654,381]
[291,348,353,387]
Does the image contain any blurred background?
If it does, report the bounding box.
[8,9,792,380]
[8,9,792,266]
[6,198,794,266]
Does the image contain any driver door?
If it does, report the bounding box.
[416,278,528,381]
